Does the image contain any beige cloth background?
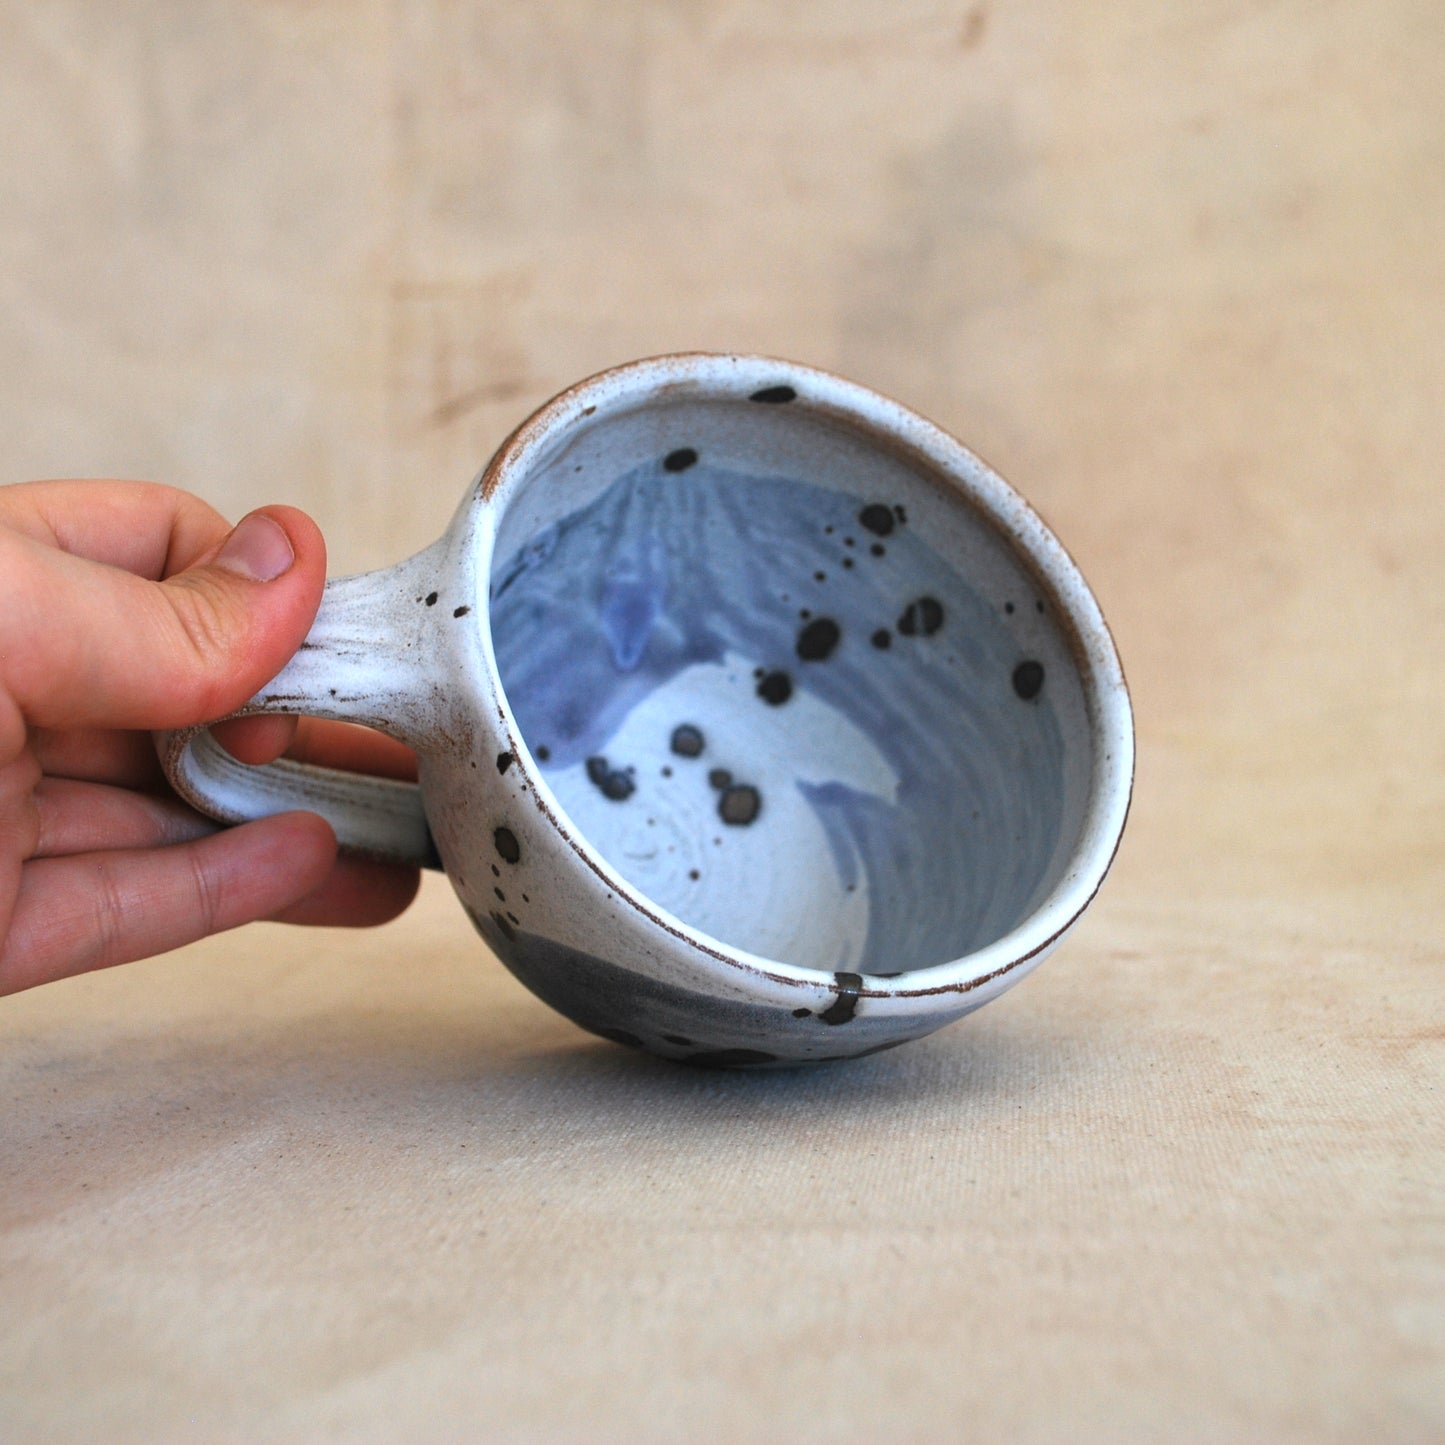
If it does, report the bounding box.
[2,3,1441,1439]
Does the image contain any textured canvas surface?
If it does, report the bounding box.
[1,3,1441,1439]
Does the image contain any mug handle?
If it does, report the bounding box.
[156,545,448,870]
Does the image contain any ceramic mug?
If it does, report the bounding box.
[160,353,1133,1066]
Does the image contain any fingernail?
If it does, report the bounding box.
[214,512,295,582]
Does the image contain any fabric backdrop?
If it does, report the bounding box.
[2,3,1440,1439]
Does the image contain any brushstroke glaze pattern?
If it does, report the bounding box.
[491,455,1066,976]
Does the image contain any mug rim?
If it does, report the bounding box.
[469,351,1134,1005]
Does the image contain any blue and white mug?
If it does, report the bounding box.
[161,353,1133,1066]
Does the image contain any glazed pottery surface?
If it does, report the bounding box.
[160,353,1133,1065]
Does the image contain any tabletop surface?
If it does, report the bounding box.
[2,3,1441,1440]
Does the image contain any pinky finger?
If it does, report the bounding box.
[0,812,337,996]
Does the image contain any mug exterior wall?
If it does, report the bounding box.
[407,357,1102,1065]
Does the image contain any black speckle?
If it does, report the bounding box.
[490,910,515,941]
[587,756,636,801]
[870,543,886,557]
[491,864,500,878]
[842,557,854,569]
[894,504,907,524]
[814,570,827,582]
[686,1048,778,1067]
[797,616,841,661]
[1012,659,1045,701]
[708,768,732,790]
[1004,601,1016,615]
[506,911,519,925]
[494,887,506,903]
[671,724,704,757]
[871,628,891,650]
[819,972,863,1025]
[663,447,698,472]
[582,404,597,416]
[719,784,761,826]
[424,591,438,607]
[749,385,796,404]
[453,605,471,618]
[824,525,835,535]
[494,827,521,864]
[662,1034,694,1047]
[799,608,812,620]
[897,596,945,637]
[661,765,673,778]
[1036,599,1046,614]
[757,670,793,705]
[536,745,551,762]
[496,751,515,774]
[688,869,700,881]
[792,1007,812,1019]
[598,1027,644,1049]
[858,503,896,537]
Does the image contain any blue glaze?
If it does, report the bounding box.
[490,456,1065,972]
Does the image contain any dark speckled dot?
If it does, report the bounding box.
[792,1007,812,1018]
[490,910,515,941]
[897,596,945,637]
[587,756,636,800]
[819,972,863,1025]
[1012,659,1045,700]
[708,768,732,790]
[796,616,841,661]
[424,591,438,606]
[1004,601,1016,615]
[688,868,700,880]
[496,751,514,774]
[858,503,895,537]
[757,670,793,705]
[663,447,698,472]
[749,385,796,404]
[719,784,761,826]
[535,745,551,762]
[871,628,891,650]
[494,827,521,864]
[453,605,471,618]
[671,724,704,757]
[814,570,826,582]
[841,557,854,569]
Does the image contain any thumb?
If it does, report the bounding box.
[0,505,327,743]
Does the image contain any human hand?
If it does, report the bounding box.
[0,479,420,995]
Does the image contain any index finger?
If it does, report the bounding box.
[0,479,232,578]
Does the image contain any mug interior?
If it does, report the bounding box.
[486,379,1094,977]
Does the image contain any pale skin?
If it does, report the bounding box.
[0,479,421,996]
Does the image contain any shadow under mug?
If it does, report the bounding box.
[160,353,1133,1066]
